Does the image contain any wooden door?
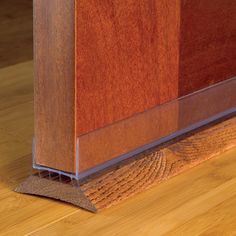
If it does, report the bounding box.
[34,0,236,176]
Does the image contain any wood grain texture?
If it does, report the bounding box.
[17,117,236,211]
[34,0,76,173]
[27,168,236,236]
[0,62,33,111]
[76,0,180,135]
[75,0,236,136]
[0,0,33,68]
[179,0,236,95]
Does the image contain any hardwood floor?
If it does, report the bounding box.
[0,1,236,235]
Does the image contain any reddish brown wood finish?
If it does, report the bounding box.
[179,0,236,95]
[78,78,236,172]
[76,0,180,136]
[76,0,236,136]
[34,0,236,175]
[34,0,76,173]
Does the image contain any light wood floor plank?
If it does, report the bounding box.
[28,149,236,236]
[0,101,34,145]
[164,195,236,236]
[0,61,33,111]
